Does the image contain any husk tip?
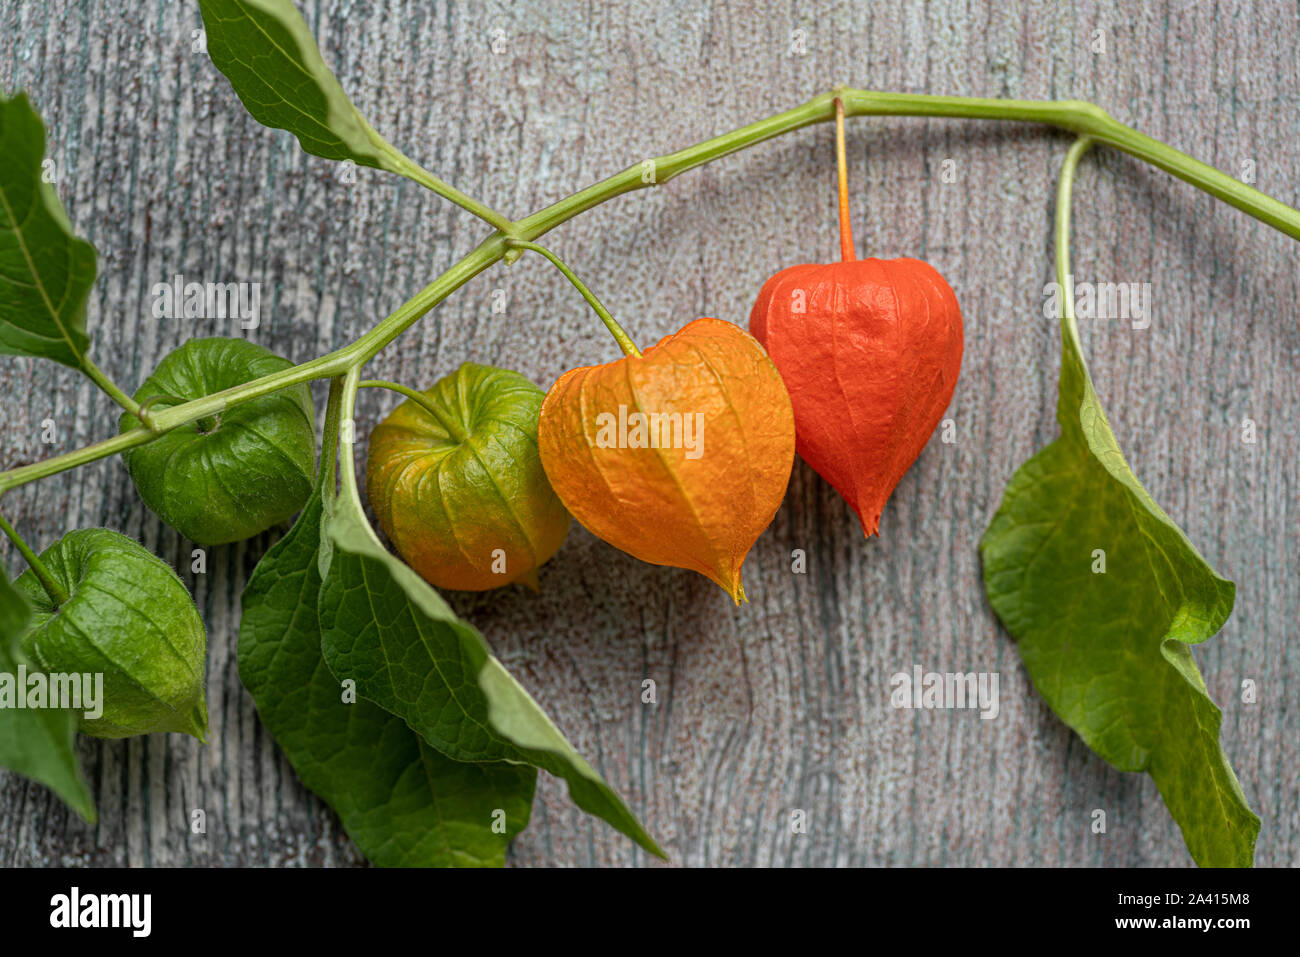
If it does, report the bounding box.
[857,507,882,539]
[725,577,747,606]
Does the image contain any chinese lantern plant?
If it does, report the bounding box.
[750,98,963,538]
[12,529,208,740]
[522,242,796,602]
[364,363,570,592]
[2,3,1297,868]
[538,314,795,602]
[117,337,317,545]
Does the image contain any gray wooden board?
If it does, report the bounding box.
[0,0,1296,867]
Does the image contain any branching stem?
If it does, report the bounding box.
[3,89,1297,495]
[506,240,642,358]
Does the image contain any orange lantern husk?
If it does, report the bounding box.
[538,317,795,603]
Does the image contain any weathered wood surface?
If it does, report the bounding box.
[1,0,1296,868]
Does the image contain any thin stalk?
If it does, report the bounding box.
[1055,137,1096,332]
[80,356,140,418]
[333,369,391,555]
[0,428,158,492]
[337,367,364,507]
[358,379,469,441]
[3,89,1298,495]
[380,144,517,235]
[834,97,856,262]
[320,376,344,495]
[0,512,69,607]
[507,240,642,357]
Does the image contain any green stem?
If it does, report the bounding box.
[1055,137,1096,332]
[358,379,469,442]
[196,233,502,399]
[379,143,517,235]
[506,240,642,357]
[518,90,1300,240]
[332,369,392,556]
[337,367,363,507]
[0,512,69,607]
[80,356,140,418]
[136,393,188,433]
[0,428,156,491]
[3,89,1298,494]
[853,92,1300,237]
[320,376,345,496]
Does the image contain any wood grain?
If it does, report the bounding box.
[1,0,1296,867]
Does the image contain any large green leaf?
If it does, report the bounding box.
[0,565,95,822]
[196,0,396,169]
[317,488,667,860]
[240,487,535,867]
[980,312,1258,867]
[0,93,96,368]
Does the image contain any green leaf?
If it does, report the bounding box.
[0,565,96,822]
[240,487,535,867]
[0,93,96,369]
[196,0,512,233]
[980,318,1259,867]
[196,0,396,170]
[318,487,667,860]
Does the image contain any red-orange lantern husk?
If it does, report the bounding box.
[749,257,963,537]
